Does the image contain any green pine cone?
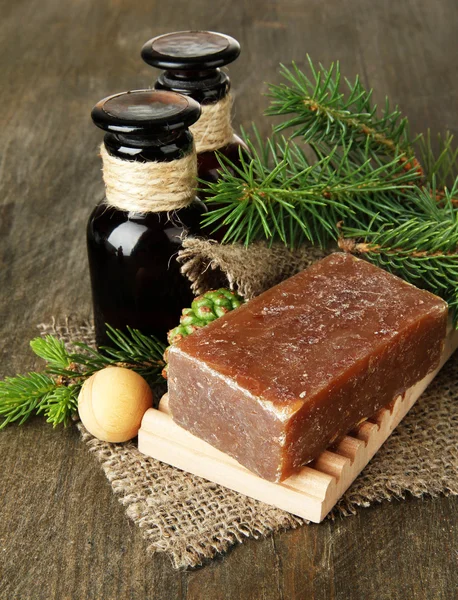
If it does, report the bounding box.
[167,289,244,345]
[162,289,244,378]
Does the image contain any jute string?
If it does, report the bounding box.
[100,144,197,213]
[190,94,234,153]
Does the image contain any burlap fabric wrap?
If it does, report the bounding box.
[40,240,458,569]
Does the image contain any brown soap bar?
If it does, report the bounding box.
[167,253,447,482]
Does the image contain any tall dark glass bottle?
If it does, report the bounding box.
[141,31,248,189]
[87,90,205,346]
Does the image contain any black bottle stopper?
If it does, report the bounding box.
[141,31,241,103]
[91,89,201,137]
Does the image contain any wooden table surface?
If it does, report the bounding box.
[1,1,457,598]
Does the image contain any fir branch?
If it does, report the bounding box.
[37,385,79,427]
[201,130,422,248]
[418,130,458,189]
[266,58,416,161]
[98,325,166,385]
[0,325,166,429]
[30,336,72,369]
[0,373,56,429]
[338,181,458,322]
[201,59,433,250]
[57,325,166,386]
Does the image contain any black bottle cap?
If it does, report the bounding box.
[141,31,240,71]
[91,90,201,135]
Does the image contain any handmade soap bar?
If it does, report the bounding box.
[167,253,447,482]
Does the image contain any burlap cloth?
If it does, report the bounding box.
[40,240,458,569]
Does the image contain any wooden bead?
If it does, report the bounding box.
[78,367,153,442]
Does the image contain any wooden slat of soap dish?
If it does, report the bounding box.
[138,330,458,523]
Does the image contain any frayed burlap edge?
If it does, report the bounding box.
[77,422,304,569]
[178,238,328,298]
[38,241,458,569]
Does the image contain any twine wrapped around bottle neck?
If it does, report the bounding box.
[190,94,234,153]
[100,144,197,213]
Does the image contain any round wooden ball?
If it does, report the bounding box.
[78,366,153,442]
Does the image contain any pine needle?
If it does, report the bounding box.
[418,130,458,188]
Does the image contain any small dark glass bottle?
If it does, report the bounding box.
[87,90,205,346]
[141,31,248,189]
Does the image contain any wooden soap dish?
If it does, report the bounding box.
[138,330,458,523]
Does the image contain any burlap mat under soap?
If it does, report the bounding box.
[40,240,458,569]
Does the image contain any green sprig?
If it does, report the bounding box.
[0,325,166,430]
[0,373,56,428]
[199,56,458,321]
[37,385,80,427]
[339,178,458,322]
[418,130,458,188]
[202,129,421,248]
[266,57,415,159]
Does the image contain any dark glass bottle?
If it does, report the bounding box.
[141,31,248,189]
[87,90,205,346]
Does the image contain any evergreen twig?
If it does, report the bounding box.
[338,179,458,322]
[266,58,417,163]
[202,129,421,248]
[0,373,56,428]
[0,326,166,429]
[418,130,458,189]
[200,56,458,322]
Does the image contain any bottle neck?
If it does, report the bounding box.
[104,130,194,163]
[100,129,198,213]
[100,138,198,214]
[155,69,231,104]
